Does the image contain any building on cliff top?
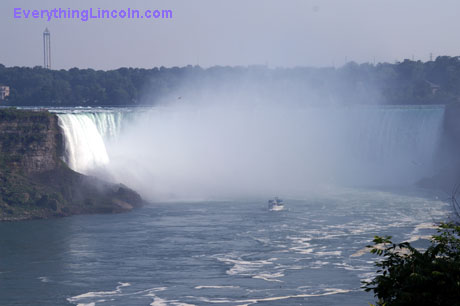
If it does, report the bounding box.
[0,86,9,100]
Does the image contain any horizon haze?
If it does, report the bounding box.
[1,0,460,70]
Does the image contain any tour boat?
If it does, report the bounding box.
[268,197,285,211]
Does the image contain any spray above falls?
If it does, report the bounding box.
[56,105,445,201]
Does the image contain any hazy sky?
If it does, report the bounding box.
[1,0,459,70]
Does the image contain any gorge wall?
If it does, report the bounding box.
[0,109,64,173]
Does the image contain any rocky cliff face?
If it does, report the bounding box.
[0,109,63,173]
[0,108,143,221]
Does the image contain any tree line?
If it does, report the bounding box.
[2,56,460,106]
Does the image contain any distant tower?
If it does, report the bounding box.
[43,28,51,69]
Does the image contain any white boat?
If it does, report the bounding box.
[268,197,285,211]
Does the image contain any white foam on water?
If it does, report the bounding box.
[67,282,131,304]
[350,246,373,257]
[38,276,50,283]
[315,250,342,257]
[310,260,330,269]
[359,272,377,283]
[405,235,432,243]
[69,290,118,301]
[287,236,315,254]
[145,287,195,306]
[215,255,277,276]
[150,296,168,306]
[413,222,438,232]
[195,285,240,289]
[198,288,351,305]
[252,271,284,282]
[153,287,168,292]
[251,237,271,245]
[148,294,196,306]
[288,246,315,254]
[404,222,439,243]
[334,262,370,271]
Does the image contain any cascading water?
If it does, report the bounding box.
[81,112,125,139]
[57,113,110,174]
[57,111,127,174]
[55,105,445,200]
[343,106,445,184]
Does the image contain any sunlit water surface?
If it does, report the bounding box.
[0,188,448,306]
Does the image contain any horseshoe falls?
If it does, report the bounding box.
[55,105,445,201]
[4,105,450,306]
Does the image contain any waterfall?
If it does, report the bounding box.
[80,112,125,139]
[57,112,125,174]
[342,106,445,184]
[349,106,445,165]
[56,105,445,199]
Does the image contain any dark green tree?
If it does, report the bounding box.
[1,56,460,106]
[363,223,460,306]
